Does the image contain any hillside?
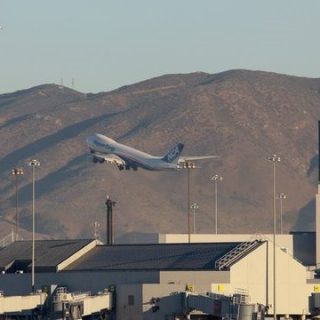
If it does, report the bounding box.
[0,70,320,240]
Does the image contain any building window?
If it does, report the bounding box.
[128,295,134,306]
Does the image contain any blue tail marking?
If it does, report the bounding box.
[162,143,184,163]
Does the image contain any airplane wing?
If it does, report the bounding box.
[92,152,126,166]
[178,155,219,163]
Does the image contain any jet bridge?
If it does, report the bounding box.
[0,291,47,315]
[148,290,265,320]
[52,287,113,319]
[0,287,113,319]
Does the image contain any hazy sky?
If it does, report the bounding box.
[1,0,319,94]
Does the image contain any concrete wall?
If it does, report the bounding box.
[116,284,142,320]
[0,271,160,296]
[115,283,190,320]
[229,242,268,304]
[160,270,229,288]
[230,241,310,315]
[139,271,230,320]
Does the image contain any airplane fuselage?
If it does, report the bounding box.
[86,134,178,171]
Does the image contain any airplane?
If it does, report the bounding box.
[86,133,217,171]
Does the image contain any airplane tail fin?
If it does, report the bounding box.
[162,143,184,163]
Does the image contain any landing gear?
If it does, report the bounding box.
[92,157,104,164]
[117,164,137,171]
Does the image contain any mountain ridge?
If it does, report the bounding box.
[0,69,319,239]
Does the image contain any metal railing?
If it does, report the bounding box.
[215,240,262,270]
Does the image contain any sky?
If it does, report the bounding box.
[1,0,320,94]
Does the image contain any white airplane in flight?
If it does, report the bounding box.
[86,133,217,171]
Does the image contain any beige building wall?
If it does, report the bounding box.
[75,271,228,320]
[160,270,229,288]
[230,241,310,315]
[306,279,320,301]
[229,242,267,305]
[117,283,209,320]
[116,284,142,320]
[271,244,310,316]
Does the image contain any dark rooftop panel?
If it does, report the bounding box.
[65,242,243,271]
[0,239,94,272]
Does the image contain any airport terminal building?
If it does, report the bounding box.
[0,234,317,319]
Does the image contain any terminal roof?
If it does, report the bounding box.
[0,241,264,273]
[0,239,95,272]
[65,242,245,271]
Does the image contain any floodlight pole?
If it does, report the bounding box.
[268,154,280,320]
[187,166,191,243]
[278,193,287,234]
[211,174,223,234]
[191,203,199,234]
[182,161,196,244]
[28,159,40,293]
[11,168,24,240]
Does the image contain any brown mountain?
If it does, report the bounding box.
[0,70,320,240]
